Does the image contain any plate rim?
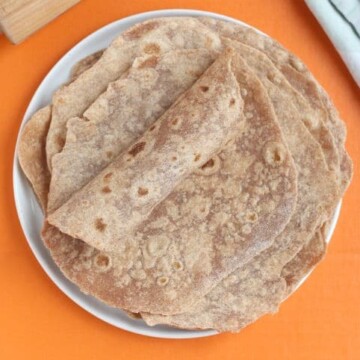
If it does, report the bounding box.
[12,8,342,339]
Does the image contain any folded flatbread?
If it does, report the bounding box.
[46,17,222,170]
[199,17,352,195]
[141,42,339,330]
[18,106,51,211]
[47,48,217,213]
[200,18,352,296]
[48,49,243,253]
[17,16,350,332]
[45,49,297,315]
[18,50,105,212]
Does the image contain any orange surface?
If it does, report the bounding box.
[0,0,359,359]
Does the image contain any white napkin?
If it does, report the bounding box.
[305,0,360,87]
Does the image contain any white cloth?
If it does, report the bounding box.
[305,0,360,87]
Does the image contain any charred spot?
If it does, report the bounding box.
[94,253,112,272]
[264,142,286,166]
[246,211,258,223]
[95,254,110,267]
[95,218,107,232]
[149,125,156,131]
[128,141,146,157]
[128,312,142,319]
[172,119,179,126]
[171,156,177,161]
[201,158,215,170]
[274,151,281,162]
[229,98,235,106]
[200,85,209,92]
[103,172,113,181]
[138,187,149,196]
[138,55,159,68]
[56,136,65,148]
[194,154,201,162]
[102,186,112,193]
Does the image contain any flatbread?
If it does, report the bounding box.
[199,18,352,293]
[47,49,217,213]
[44,49,297,315]
[141,42,339,331]
[17,16,350,333]
[281,230,326,296]
[18,106,51,212]
[17,52,105,212]
[199,17,353,195]
[69,51,104,81]
[46,17,222,170]
[48,49,243,252]
[136,229,326,326]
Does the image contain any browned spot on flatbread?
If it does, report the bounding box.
[103,172,113,181]
[264,142,287,166]
[245,211,258,223]
[143,43,161,55]
[138,187,149,196]
[157,276,169,286]
[194,154,201,162]
[102,186,112,193]
[229,98,236,106]
[95,218,107,232]
[96,254,109,267]
[93,253,112,272]
[128,141,146,157]
[173,261,184,271]
[200,85,209,92]
[138,55,159,68]
[56,136,65,148]
[124,21,159,40]
[106,151,113,159]
[201,158,215,169]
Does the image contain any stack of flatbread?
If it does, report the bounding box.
[18,17,352,333]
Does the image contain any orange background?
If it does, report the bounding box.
[0,0,359,359]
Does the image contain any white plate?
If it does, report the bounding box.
[13,9,342,339]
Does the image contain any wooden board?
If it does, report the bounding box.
[0,0,80,44]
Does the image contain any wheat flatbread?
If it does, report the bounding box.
[281,230,326,296]
[17,52,104,212]
[199,18,352,294]
[69,51,104,81]
[45,17,222,171]
[199,17,352,195]
[17,16,350,333]
[141,42,339,331]
[44,49,297,315]
[47,49,217,213]
[18,106,51,212]
[48,49,244,253]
